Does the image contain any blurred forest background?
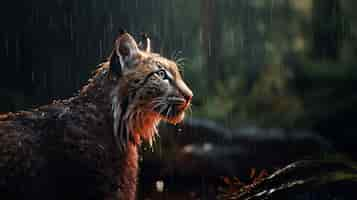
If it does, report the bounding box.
[0,0,357,199]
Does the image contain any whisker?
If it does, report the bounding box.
[176,57,186,67]
[151,100,165,104]
[153,97,166,100]
[170,50,178,61]
[166,105,172,118]
[151,98,167,104]
[150,98,165,106]
[158,104,167,115]
[171,50,183,61]
[176,57,186,64]
[151,98,166,103]
[152,105,163,113]
[152,101,166,111]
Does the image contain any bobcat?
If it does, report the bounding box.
[0,31,193,200]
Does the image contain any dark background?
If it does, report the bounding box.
[0,0,357,199]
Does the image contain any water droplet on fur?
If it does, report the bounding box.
[155,180,164,192]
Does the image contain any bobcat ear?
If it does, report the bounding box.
[109,30,140,77]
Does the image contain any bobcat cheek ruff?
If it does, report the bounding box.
[109,33,193,150]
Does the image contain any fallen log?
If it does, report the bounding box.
[142,118,333,178]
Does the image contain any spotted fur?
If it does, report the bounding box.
[0,32,192,200]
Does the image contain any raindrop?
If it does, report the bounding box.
[208,38,212,56]
[4,37,8,57]
[63,13,68,27]
[15,36,20,65]
[69,14,73,41]
[108,13,113,33]
[230,30,235,50]
[99,39,103,58]
[199,28,203,44]
[75,38,80,56]
[270,0,275,23]
[43,72,47,89]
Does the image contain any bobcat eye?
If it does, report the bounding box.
[156,70,168,80]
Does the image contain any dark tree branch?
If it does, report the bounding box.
[219,160,357,200]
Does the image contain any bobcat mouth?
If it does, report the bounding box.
[152,96,190,124]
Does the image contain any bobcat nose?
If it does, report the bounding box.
[176,80,193,110]
[179,87,193,108]
[183,91,193,103]
[179,83,193,103]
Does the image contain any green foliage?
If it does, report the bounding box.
[2,0,357,132]
[195,78,245,121]
[184,0,357,130]
[246,65,304,127]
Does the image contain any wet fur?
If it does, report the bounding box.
[0,64,141,200]
[0,32,192,200]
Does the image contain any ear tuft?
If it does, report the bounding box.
[141,32,148,39]
[139,32,151,53]
[119,28,127,35]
